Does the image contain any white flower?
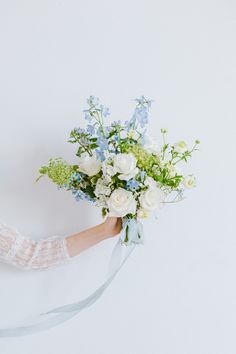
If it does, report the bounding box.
[173,141,188,153]
[120,130,127,139]
[137,208,149,219]
[107,188,137,217]
[94,178,111,197]
[102,161,116,177]
[144,176,158,189]
[103,174,112,184]
[77,153,102,176]
[139,187,164,211]
[113,153,139,181]
[182,175,196,189]
[95,195,108,207]
[143,134,159,154]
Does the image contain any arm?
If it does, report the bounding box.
[0,218,122,271]
[66,217,122,257]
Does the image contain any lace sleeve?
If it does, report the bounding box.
[0,222,71,270]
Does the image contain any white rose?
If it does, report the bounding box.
[144,176,158,189]
[107,188,137,217]
[139,187,164,211]
[94,178,111,197]
[143,134,159,154]
[78,153,102,176]
[113,153,139,181]
[173,141,188,153]
[183,175,196,189]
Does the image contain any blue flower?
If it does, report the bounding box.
[72,189,94,202]
[111,120,122,127]
[72,189,85,201]
[100,105,110,117]
[133,106,148,128]
[135,96,153,108]
[97,136,109,151]
[87,95,99,107]
[76,127,86,134]
[84,112,93,122]
[71,172,82,182]
[87,124,95,135]
[96,149,105,162]
[113,134,120,142]
[126,179,140,190]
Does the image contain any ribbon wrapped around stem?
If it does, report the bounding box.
[120,218,144,245]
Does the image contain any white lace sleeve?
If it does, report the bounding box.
[0,222,71,270]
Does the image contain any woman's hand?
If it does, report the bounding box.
[102,217,122,238]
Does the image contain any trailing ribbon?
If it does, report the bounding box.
[0,219,142,337]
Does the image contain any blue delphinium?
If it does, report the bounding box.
[126,179,140,190]
[76,127,86,134]
[87,95,99,107]
[84,112,93,122]
[128,96,153,129]
[103,126,112,137]
[111,120,122,128]
[97,136,109,150]
[134,95,153,108]
[87,124,95,135]
[72,188,94,202]
[134,106,148,128]
[95,149,105,162]
[100,105,110,117]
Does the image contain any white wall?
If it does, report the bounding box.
[0,0,235,353]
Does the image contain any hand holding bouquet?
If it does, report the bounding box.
[38,96,199,245]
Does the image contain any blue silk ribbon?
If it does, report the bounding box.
[0,219,143,337]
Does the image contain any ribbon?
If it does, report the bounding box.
[0,219,142,337]
[120,218,144,245]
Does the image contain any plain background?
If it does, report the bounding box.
[0,0,235,353]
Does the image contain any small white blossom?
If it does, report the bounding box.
[102,161,116,177]
[94,178,111,197]
[137,208,149,219]
[173,141,188,153]
[182,175,196,189]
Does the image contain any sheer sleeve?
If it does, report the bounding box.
[0,222,71,270]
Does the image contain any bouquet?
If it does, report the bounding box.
[38,96,199,245]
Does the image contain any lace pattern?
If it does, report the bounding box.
[0,222,71,270]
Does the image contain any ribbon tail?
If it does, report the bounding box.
[0,240,135,337]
